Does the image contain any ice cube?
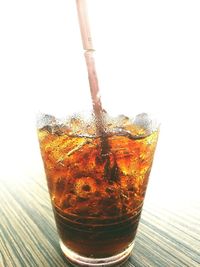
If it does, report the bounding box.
[74,177,97,199]
[117,115,130,126]
[134,113,152,130]
[55,177,66,195]
[61,194,77,210]
[69,116,85,134]
[51,124,70,136]
[37,113,56,129]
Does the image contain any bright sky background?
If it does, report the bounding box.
[0,0,200,206]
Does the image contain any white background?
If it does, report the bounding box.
[0,0,200,206]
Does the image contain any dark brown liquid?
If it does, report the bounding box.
[38,118,158,258]
[54,207,141,258]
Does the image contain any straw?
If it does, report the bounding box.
[76,0,93,51]
[75,0,116,181]
[76,0,105,136]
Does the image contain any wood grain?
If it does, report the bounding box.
[0,176,199,267]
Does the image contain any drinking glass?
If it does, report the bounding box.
[37,1,159,266]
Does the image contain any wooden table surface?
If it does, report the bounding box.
[0,176,200,267]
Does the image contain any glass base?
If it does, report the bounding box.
[60,240,134,267]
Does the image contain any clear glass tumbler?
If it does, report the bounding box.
[37,1,159,266]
